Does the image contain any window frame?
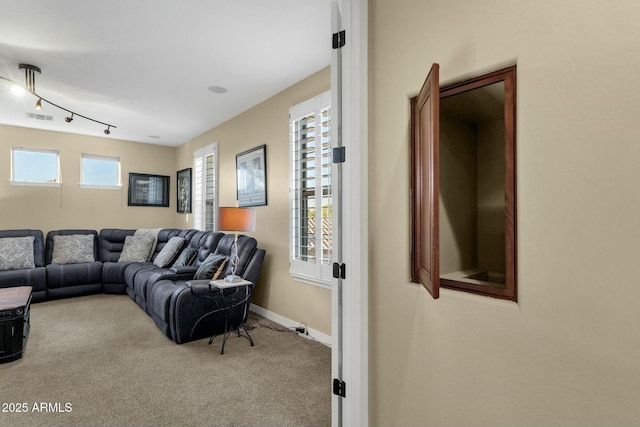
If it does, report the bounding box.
[10,147,61,187]
[289,91,334,288]
[411,65,517,301]
[80,153,122,189]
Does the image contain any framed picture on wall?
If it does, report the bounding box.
[177,168,192,213]
[128,173,170,207]
[236,144,267,207]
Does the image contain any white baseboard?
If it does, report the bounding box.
[249,304,332,347]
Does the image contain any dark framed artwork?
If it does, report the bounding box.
[128,173,170,207]
[177,168,192,213]
[236,144,267,207]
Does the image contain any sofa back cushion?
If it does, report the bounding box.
[152,229,196,261]
[99,229,197,263]
[189,231,224,267]
[212,234,257,278]
[46,230,99,265]
[98,229,136,262]
[0,229,45,267]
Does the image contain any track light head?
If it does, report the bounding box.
[104,126,111,135]
[34,98,42,110]
[65,114,74,123]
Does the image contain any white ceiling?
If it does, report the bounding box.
[0,0,331,147]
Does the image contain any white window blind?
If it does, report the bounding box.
[193,143,218,231]
[289,91,333,286]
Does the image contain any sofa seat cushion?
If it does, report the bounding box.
[123,262,154,288]
[0,236,35,271]
[51,234,95,264]
[0,267,47,293]
[102,261,134,285]
[46,261,103,288]
[132,267,174,305]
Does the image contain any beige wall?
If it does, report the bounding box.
[370,1,640,426]
[0,125,177,233]
[175,67,332,335]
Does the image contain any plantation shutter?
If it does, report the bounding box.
[289,91,333,286]
[193,144,218,231]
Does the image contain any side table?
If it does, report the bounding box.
[208,279,255,354]
[0,286,33,364]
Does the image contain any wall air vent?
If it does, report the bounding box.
[25,112,54,121]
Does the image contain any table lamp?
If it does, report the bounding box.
[218,207,257,283]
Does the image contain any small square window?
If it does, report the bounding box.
[11,148,61,185]
[81,154,121,188]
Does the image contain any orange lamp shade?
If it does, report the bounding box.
[218,207,256,232]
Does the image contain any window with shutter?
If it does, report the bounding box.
[289,91,334,287]
[193,143,218,231]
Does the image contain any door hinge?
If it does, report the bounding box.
[332,146,346,164]
[332,30,346,49]
[333,262,346,280]
[333,378,346,397]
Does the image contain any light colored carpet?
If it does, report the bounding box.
[0,294,331,427]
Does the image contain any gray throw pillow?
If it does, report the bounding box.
[51,234,95,265]
[118,235,155,263]
[172,247,198,267]
[153,236,186,268]
[0,236,35,271]
[193,254,227,280]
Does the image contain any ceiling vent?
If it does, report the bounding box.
[25,112,54,121]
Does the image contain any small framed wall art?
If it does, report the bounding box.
[236,144,267,207]
[177,168,192,214]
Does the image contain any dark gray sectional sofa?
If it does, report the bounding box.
[0,228,266,344]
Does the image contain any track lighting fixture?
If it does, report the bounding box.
[0,63,117,134]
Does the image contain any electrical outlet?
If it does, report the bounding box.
[298,331,315,341]
[295,326,307,334]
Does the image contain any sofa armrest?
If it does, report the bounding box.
[169,265,197,275]
[188,280,214,298]
[169,280,255,343]
[155,266,198,283]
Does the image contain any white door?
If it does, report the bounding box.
[331,0,368,426]
[330,1,344,425]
